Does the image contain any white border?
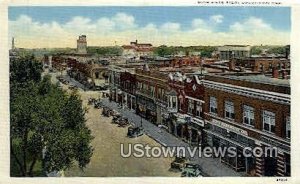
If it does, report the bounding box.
[1,1,300,184]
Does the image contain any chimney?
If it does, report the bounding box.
[272,67,279,78]
[229,59,235,71]
[282,70,288,79]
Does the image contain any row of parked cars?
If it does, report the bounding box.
[88,98,145,138]
[170,156,206,177]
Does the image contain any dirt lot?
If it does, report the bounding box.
[64,90,180,177]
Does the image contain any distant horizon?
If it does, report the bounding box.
[12,44,289,50]
[9,6,291,48]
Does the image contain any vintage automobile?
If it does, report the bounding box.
[102,107,112,117]
[170,156,189,171]
[117,117,130,127]
[94,101,103,109]
[127,126,144,138]
[88,98,96,105]
[181,163,204,177]
[112,114,122,124]
[68,85,77,90]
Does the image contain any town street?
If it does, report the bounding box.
[45,71,179,176]
[47,71,243,177]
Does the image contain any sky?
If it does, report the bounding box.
[9,6,291,48]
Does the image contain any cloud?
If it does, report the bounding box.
[210,15,224,24]
[9,14,290,48]
[160,22,181,32]
[191,18,206,29]
[230,16,272,32]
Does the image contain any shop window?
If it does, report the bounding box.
[225,100,235,119]
[196,101,202,117]
[210,96,217,114]
[285,153,291,176]
[243,105,255,126]
[262,110,276,134]
[286,116,290,139]
[188,99,194,114]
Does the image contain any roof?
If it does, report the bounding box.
[209,74,290,87]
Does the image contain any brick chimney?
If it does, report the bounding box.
[272,67,279,78]
[282,70,288,79]
[229,59,235,71]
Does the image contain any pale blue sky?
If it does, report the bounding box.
[8,6,291,48]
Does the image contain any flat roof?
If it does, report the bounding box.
[206,73,290,87]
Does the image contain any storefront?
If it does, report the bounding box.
[204,119,255,173]
[136,95,157,123]
[188,117,204,146]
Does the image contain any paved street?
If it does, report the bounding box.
[100,98,244,177]
[46,70,243,177]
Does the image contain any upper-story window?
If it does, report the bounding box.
[243,105,254,126]
[188,99,194,114]
[150,86,155,96]
[286,116,290,139]
[196,101,202,117]
[210,96,217,114]
[225,100,235,119]
[262,110,275,134]
[168,96,177,110]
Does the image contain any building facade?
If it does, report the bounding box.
[202,73,290,176]
[77,35,87,54]
[218,45,251,60]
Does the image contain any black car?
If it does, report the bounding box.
[181,163,204,177]
[127,126,144,138]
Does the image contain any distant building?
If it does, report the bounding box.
[218,45,251,60]
[77,35,87,54]
[122,40,153,59]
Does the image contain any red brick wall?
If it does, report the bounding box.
[204,87,290,140]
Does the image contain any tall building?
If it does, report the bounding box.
[12,37,15,50]
[77,35,87,54]
[218,45,251,60]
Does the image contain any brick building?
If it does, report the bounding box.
[135,64,169,124]
[119,70,137,110]
[167,72,205,145]
[202,73,290,176]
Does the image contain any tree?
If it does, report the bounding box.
[10,56,93,176]
[250,46,263,55]
[154,45,176,56]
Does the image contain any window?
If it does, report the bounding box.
[172,96,177,108]
[196,101,202,117]
[150,86,155,96]
[286,116,290,139]
[285,153,291,176]
[263,110,275,133]
[210,97,217,114]
[225,100,235,119]
[168,96,177,109]
[188,99,194,114]
[243,105,254,126]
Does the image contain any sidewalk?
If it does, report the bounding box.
[100,98,244,177]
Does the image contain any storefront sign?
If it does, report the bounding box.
[211,119,248,136]
[191,118,204,127]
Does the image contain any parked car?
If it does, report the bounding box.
[181,163,204,177]
[88,98,96,105]
[118,117,130,127]
[127,126,144,138]
[112,114,122,124]
[170,156,189,171]
[102,107,112,117]
[68,85,77,90]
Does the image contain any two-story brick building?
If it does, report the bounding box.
[135,64,169,124]
[202,73,290,176]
